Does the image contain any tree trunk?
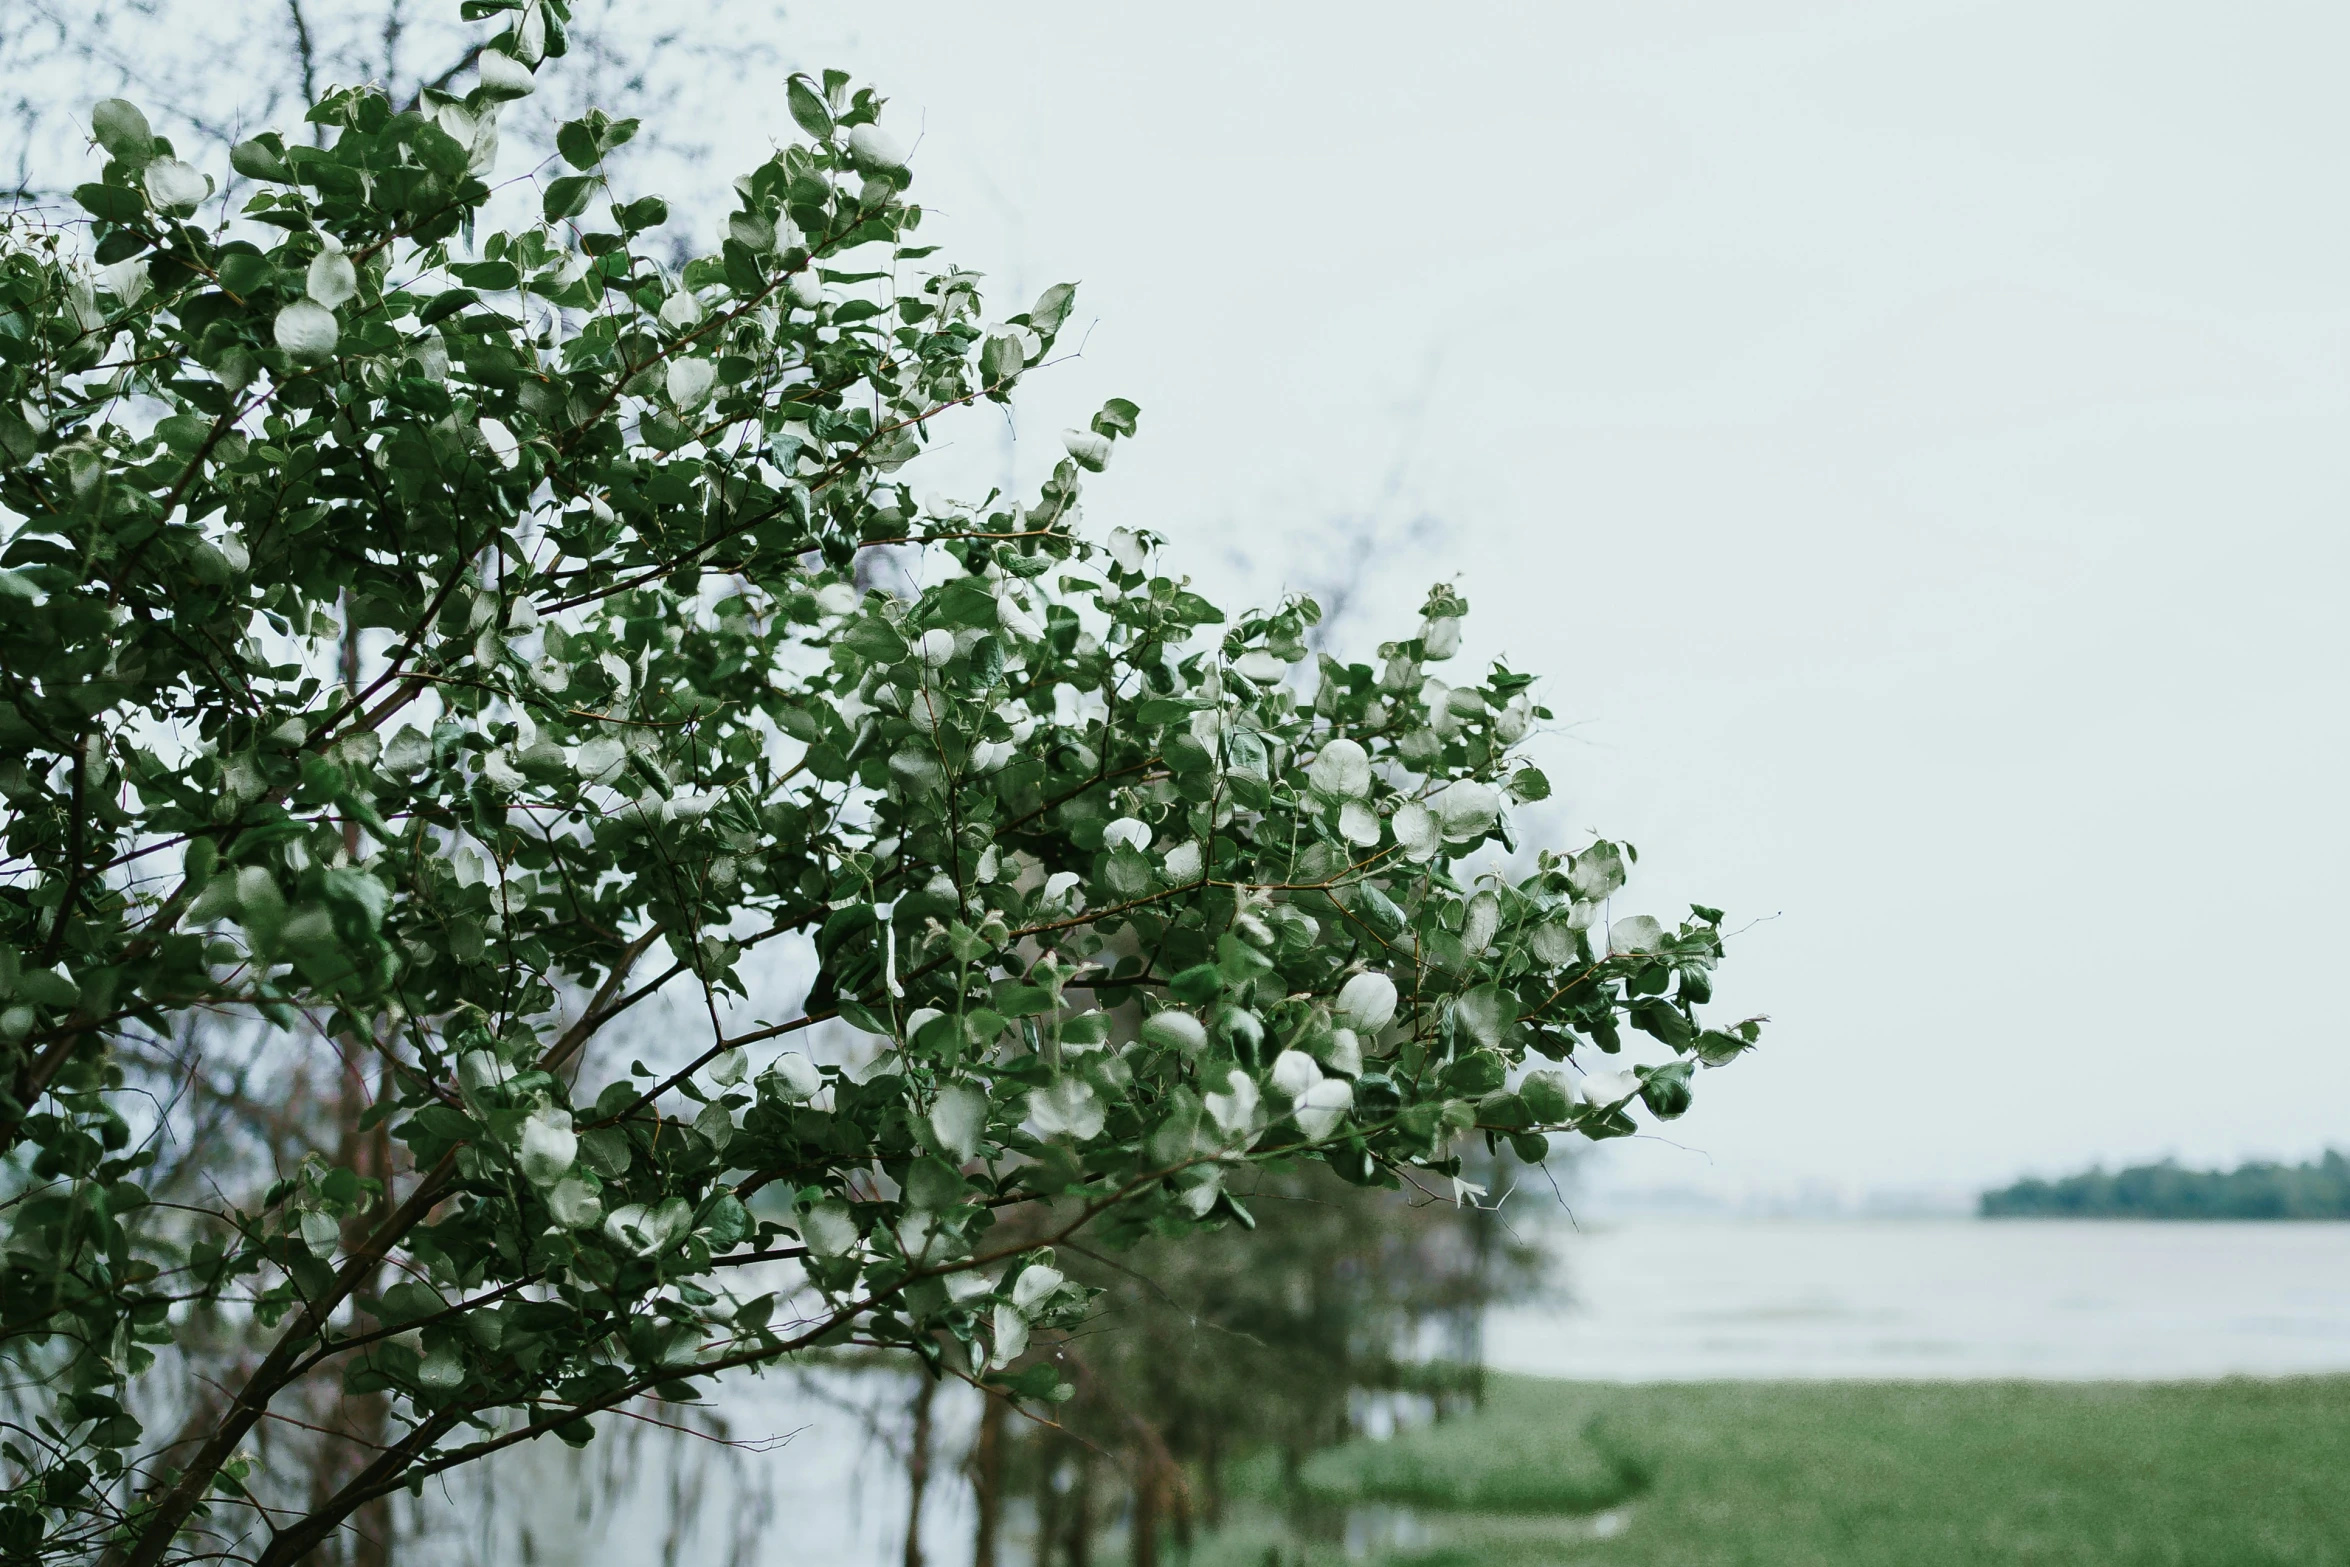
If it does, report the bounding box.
[296,604,399,1567]
[1036,1446,1064,1567]
[904,1370,936,1567]
[1066,1448,1095,1567]
[1128,1451,1159,1567]
[971,1390,1006,1567]
[309,1037,395,1567]
[1128,1415,1181,1567]
[1171,1463,1194,1556]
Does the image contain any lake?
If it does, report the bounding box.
[430,1218,2350,1565]
[1488,1216,2350,1381]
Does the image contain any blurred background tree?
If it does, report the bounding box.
[1981,1151,2350,1220]
[962,1154,1549,1567]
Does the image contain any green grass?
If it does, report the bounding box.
[1196,1375,2350,1567]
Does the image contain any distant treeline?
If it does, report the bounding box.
[1981,1151,2350,1219]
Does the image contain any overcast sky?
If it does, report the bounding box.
[735,1,2350,1201]
[31,1,2339,1203]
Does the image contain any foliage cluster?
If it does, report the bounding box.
[1980,1151,2350,1220]
[0,4,1759,1562]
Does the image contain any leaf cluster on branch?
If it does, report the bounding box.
[0,3,1763,1561]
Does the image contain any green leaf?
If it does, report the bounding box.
[1442,1050,1507,1097]
[229,134,292,182]
[1350,884,1406,941]
[1520,1070,1573,1123]
[92,100,156,167]
[1168,965,1224,1005]
[0,412,35,467]
[1478,1090,1530,1129]
[554,111,639,172]
[73,183,146,224]
[836,997,890,1035]
[1167,592,1225,626]
[1090,397,1140,438]
[217,250,273,296]
[1060,1011,1112,1047]
[992,983,1055,1017]
[722,238,766,295]
[16,967,79,1009]
[556,120,602,171]
[842,617,908,665]
[580,1128,632,1178]
[617,195,669,233]
[979,333,1024,387]
[378,1280,446,1324]
[543,174,599,222]
[419,289,479,326]
[699,1193,751,1249]
[903,1157,965,1212]
[787,77,835,140]
[155,415,211,454]
[1453,985,1515,1050]
[1692,1029,1752,1067]
[1638,1060,1694,1119]
[447,260,520,290]
[1133,697,1201,727]
[1629,997,1694,1049]
[1028,282,1077,335]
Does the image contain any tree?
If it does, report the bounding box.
[0,3,1765,1562]
[981,1160,1544,1567]
[1981,1151,2350,1220]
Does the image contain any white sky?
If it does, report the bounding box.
[742,1,2350,1200]
[32,2,2338,1202]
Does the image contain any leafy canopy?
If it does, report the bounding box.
[0,4,1761,1562]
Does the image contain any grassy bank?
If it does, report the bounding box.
[1202,1375,2350,1566]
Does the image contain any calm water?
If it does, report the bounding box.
[439,1219,2350,1564]
[1489,1217,2350,1381]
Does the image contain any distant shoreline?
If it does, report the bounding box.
[1980,1151,2350,1220]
